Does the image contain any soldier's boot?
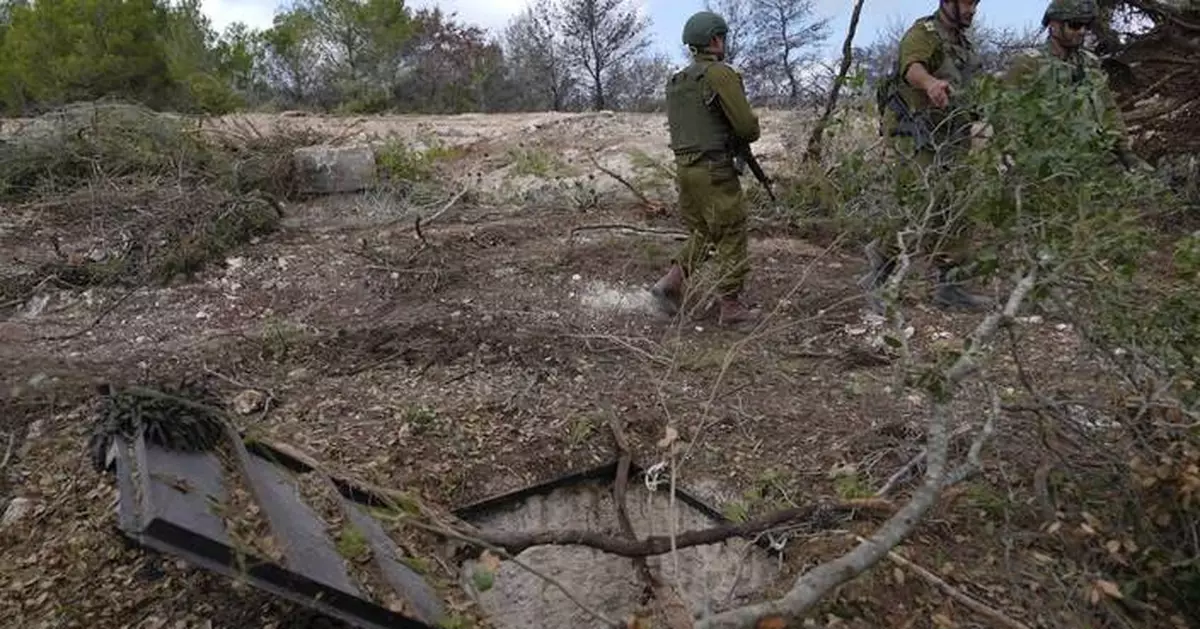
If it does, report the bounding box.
[932,265,991,312]
[649,263,685,316]
[717,293,761,329]
[857,238,896,314]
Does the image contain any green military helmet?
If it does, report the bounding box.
[682,11,728,47]
[1042,0,1098,26]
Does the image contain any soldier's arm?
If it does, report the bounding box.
[706,63,761,143]
[898,26,940,92]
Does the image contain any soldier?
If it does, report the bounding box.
[649,10,762,328]
[1003,0,1152,172]
[863,0,991,314]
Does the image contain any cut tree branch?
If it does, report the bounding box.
[462,497,892,558]
[694,269,1038,629]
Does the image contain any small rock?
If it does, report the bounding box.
[2,497,34,528]
[287,367,311,381]
[233,390,267,415]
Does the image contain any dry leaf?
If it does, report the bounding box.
[932,613,954,627]
[893,567,905,585]
[1047,521,1062,534]
[1105,540,1121,554]
[755,616,787,629]
[1095,579,1124,599]
[479,549,501,572]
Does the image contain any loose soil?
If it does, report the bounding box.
[0,109,1168,629]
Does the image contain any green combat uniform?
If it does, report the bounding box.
[649,10,762,328]
[1003,0,1150,171]
[865,6,991,313]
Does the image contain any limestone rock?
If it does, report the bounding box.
[293,144,377,194]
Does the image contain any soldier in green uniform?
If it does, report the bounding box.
[649,10,762,328]
[1003,0,1151,172]
[863,0,991,313]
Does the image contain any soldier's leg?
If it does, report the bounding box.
[651,162,710,315]
[930,217,991,311]
[703,159,760,327]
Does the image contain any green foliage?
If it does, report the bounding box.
[375,139,460,182]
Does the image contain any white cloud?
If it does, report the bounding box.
[201,0,281,33]
[409,0,530,36]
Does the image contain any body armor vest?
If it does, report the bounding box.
[665,60,734,155]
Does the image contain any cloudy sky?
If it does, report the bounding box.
[200,0,1052,61]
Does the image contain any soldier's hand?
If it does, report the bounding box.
[925,79,951,108]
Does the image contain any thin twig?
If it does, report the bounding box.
[857,535,1033,629]
[876,449,926,497]
[567,223,688,241]
[587,153,656,208]
[0,432,13,471]
[413,186,468,236]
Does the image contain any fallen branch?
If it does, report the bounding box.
[587,153,658,209]
[413,186,468,246]
[858,535,1033,629]
[455,497,890,558]
[694,269,1038,629]
[567,223,688,242]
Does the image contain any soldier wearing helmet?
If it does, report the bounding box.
[648,10,762,328]
[1003,0,1151,172]
[862,0,991,314]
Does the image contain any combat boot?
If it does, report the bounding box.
[717,294,761,329]
[857,238,896,314]
[931,265,991,312]
[649,263,685,316]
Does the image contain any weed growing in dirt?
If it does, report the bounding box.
[376,138,461,182]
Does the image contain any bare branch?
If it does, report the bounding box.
[459,497,891,558]
[695,270,1038,629]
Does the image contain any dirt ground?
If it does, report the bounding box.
[0,110,1169,629]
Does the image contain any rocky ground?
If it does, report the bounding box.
[0,108,1183,629]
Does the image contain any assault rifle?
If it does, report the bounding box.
[730,138,776,202]
[881,88,935,152]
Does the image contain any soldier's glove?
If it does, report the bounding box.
[732,155,747,175]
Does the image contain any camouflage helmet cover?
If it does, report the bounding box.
[682,11,729,47]
[1042,0,1098,26]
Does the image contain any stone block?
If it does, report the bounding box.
[293,144,377,194]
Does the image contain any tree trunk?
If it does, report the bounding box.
[803,0,866,163]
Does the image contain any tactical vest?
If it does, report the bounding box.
[665,60,734,156]
[877,14,981,137]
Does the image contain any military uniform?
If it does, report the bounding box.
[650,11,762,328]
[866,10,990,312]
[1003,0,1149,171]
